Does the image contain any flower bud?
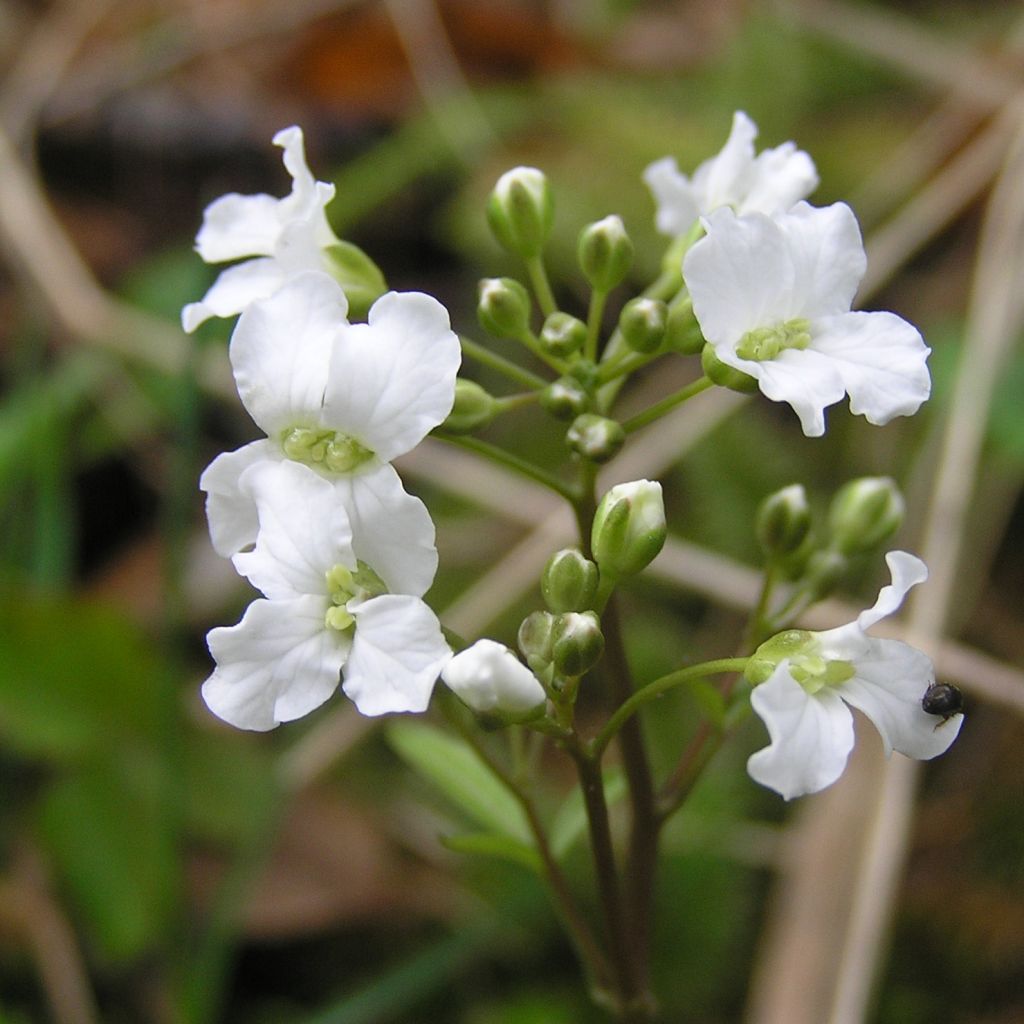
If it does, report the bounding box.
[828,477,905,556]
[578,215,634,292]
[442,379,498,434]
[541,377,590,420]
[700,344,759,393]
[540,312,587,359]
[664,303,704,355]
[518,610,556,677]
[487,167,554,259]
[756,484,812,558]
[619,297,667,354]
[323,241,387,322]
[477,277,531,339]
[591,479,666,579]
[442,639,547,719]
[542,548,599,613]
[551,612,604,677]
[567,414,625,463]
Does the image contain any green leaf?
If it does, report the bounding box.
[442,831,542,873]
[550,766,626,861]
[386,721,530,843]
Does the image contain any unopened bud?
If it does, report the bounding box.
[542,548,599,613]
[828,477,905,556]
[442,639,546,719]
[518,610,556,678]
[551,612,604,677]
[487,167,554,260]
[591,479,666,579]
[578,216,634,292]
[567,414,625,463]
[442,379,498,434]
[664,303,704,355]
[540,312,587,359]
[757,484,812,558]
[619,298,667,354]
[541,377,590,420]
[701,344,758,393]
[478,277,531,339]
[324,241,387,322]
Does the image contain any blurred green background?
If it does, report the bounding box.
[1,1,1023,1022]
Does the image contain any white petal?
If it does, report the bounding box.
[229,271,348,436]
[745,346,847,437]
[858,550,928,631]
[642,157,699,237]
[836,640,962,759]
[742,142,819,216]
[203,595,349,731]
[810,311,931,426]
[195,194,283,263]
[273,127,336,241]
[442,639,546,715]
[329,463,438,597]
[182,257,287,332]
[747,661,855,800]
[684,208,797,345]
[322,291,461,463]
[777,202,865,317]
[199,440,281,557]
[692,110,758,212]
[232,461,354,600]
[344,595,451,715]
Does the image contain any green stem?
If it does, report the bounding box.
[460,335,548,390]
[494,391,539,414]
[597,348,660,384]
[526,255,558,318]
[585,288,608,363]
[621,376,713,434]
[591,658,749,760]
[435,432,579,503]
[515,327,571,375]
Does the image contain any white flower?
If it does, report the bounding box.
[684,202,931,436]
[747,551,963,800]
[200,271,461,596]
[643,111,818,237]
[442,640,547,716]
[203,460,451,729]
[182,126,339,332]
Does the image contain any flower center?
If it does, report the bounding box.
[281,426,374,473]
[323,561,388,632]
[788,653,855,695]
[745,628,855,694]
[735,318,811,361]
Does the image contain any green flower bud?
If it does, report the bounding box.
[570,358,600,393]
[540,312,587,359]
[567,414,625,463]
[700,344,759,393]
[619,297,667,354]
[442,379,498,434]
[323,241,387,322]
[828,477,905,556]
[477,277,532,339]
[664,303,705,355]
[542,548,599,613]
[551,611,604,677]
[804,549,848,600]
[518,610,556,678]
[487,166,554,259]
[541,377,590,420]
[578,215,634,292]
[756,484,812,558]
[591,479,666,579]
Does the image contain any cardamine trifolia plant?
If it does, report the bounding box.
[186,114,963,1022]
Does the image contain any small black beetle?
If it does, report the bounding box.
[921,681,964,726]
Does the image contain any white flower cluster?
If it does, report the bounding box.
[189,129,459,730]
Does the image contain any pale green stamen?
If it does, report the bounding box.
[746,628,855,695]
[281,426,374,473]
[324,561,389,633]
[736,318,811,361]
[789,654,855,695]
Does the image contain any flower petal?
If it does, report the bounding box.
[344,594,451,715]
[195,195,282,264]
[232,460,353,600]
[203,594,348,730]
[199,439,281,557]
[642,157,700,237]
[442,639,546,715]
[229,271,348,436]
[692,110,757,211]
[742,142,819,216]
[810,311,931,426]
[273,127,336,239]
[748,661,855,800]
[322,291,461,462]
[836,640,962,759]
[746,346,847,437]
[182,257,287,332]
[330,463,438,597]
[857,550,928,631]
